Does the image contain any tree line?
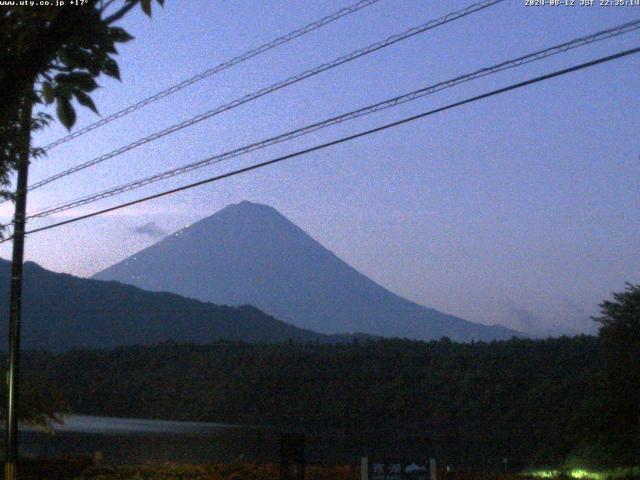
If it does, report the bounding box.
[2,284,638,470]
[5,335,610,469]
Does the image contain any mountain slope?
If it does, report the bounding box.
[94,201,519,341]
[0,259,348,352]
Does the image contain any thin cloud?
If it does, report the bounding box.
[132,221,166,239]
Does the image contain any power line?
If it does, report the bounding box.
[7,45,638,242]
[25,0,504,193]
[40,0,383,152]
[26,19,640,220]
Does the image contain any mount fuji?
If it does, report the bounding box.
[94,201,519,341]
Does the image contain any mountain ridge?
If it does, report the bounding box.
[0,258,366,352]
[94,201,520,341]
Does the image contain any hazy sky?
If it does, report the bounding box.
[1,0,638,335]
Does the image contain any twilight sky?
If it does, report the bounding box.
[1,0,638,335]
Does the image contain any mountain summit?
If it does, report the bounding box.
[94,201,518,341]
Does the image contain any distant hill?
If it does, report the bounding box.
[94,201,520,341]
[0,259,355,352]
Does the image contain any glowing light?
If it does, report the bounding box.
[569,469,594,479]
[529,470,560,478]
[528,466,638,480]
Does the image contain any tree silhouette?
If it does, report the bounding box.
[593,283,640,466]
[0,0,165,425]
[0,0,164,202]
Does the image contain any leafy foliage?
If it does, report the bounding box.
[589,284,640,466]
[0,0,164,421]
[0,352,68,431]
[0,0,164,201]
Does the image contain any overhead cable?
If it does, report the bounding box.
[40,0,384,152]
[8,45,638,241]
[27,20,640,220]
[26,0,504,193]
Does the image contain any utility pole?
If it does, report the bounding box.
[4,98,33,480]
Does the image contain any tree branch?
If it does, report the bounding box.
[104,0,138,25]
